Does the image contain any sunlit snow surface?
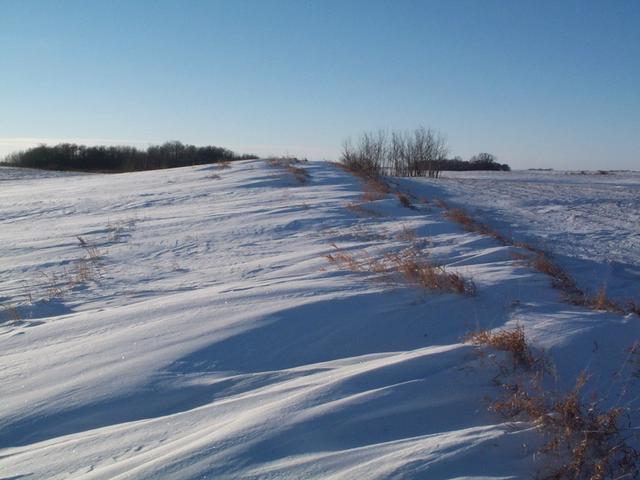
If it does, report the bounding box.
[1,161,638,479]
[399,170,640,302]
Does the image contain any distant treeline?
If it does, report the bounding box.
[342,128,510,178]
[433,154,511,172]
[3,141,258,172]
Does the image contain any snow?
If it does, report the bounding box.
[397,170,640,303]
[0,161,638,479]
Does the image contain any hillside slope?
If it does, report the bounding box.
[1,160,638,479]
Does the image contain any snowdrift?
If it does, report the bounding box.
[1,160,638,479]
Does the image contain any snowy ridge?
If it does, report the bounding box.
[1,160,638,479]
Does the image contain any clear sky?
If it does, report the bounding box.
[1,0,639,170]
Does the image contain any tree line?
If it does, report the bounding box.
[2,141,258,172]
[341,128,510,177]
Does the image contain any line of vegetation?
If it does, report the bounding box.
[265,156,310,184]
[428,199,639,317]
[466,326,639,479]
[335,144,639,476]
[325,243,476,296]
[341,127,509,178]
[2,141,258,173]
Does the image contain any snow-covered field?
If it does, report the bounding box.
[1,161,639,479]
[399,170,640,304]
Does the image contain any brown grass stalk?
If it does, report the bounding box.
[344,202,382,218]
[387,251,476,295]
[466,325,535,369]
[396,225,418,242]
[286,164,309,184]
[468,327,639,479]
[444,208,508,244]
[395,191,414,209]
[361,178,391,202]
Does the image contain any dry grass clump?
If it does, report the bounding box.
[40,271,67,299]
[468,326,639,479]
[514,251,634,315]
[337,158,415,208]
[540,376,638,479]
[1,304,22,324]
[77,236,102,262]
[323,225,389,242]
[207,173,221,180]
[511,239,543,254]
[577,286,625,314]
[444,207,482,231]
[286,164,309,184]
[216,160,232,169]
[398,259,474,295]
[106,218,136,243]
[324,243,387,274]
[38,237,103,301]
[344,202,382,218]
[525,253,577,293]
[266,156,310,184]
[439,202,545,256]
[266,156,305,167]
[386,250,476,295]
[466,325,534,369]
[361,177,391,202]
[49,260,99,297]
[491,377,638,480]
[444,208,508,244]
[395,191,414,209]
[106,220,126,242]
[514,251,578,296]
[572,288,638,316]
[325,244,474,295]
[334,159,392,198]
[69,259,93,284]
[335,157,378,178]
[434,198,449,209]
[396,224,418,242]
[490,381,546,419]
[325,243,362,271]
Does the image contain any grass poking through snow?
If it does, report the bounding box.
[395,191,414,209]
[467,326,639,479]
[326,243,475,295]
[466,325,534,370]
[266,157,310,184]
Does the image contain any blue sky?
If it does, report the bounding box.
[1,0,639,169]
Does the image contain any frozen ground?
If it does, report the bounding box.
[1,161,639,479]
[398,170,640,303]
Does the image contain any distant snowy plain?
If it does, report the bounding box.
[1,161,638,479]
[400,170,640,303]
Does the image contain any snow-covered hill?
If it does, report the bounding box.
[1,160,638,479]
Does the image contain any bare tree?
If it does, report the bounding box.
[340,126,448,178]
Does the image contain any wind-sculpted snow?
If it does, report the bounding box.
[0,165,85,182]
[1,161,638,479]
[399,170,640,303]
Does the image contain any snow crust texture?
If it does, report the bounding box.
[1,161,638,479]
[399,170,640,303]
